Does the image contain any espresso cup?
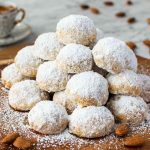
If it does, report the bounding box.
[0,2,25,38]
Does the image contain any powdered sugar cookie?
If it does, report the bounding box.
[36,61,70,92]
[69,106,114,138]
[1,63,27,89]
[56,15,96,46]
[107,95,148,125]
[139,74,150,103]
[56,44,93,73]
[66,71,109,107]
[28,101,68,134]
[15,46,43,77]
[92,37,137,74]
[34,32,63,60]
[107,70,142,96]
[9,80,49,111]
[53,90,77,114]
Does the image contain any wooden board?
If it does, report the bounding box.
[0,56,150,150]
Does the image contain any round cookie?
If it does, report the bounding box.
[107,95,148,125]
[9,80,49,111]
[56,15,96,46]
[28,101,68,134]
[66,71,109,107]
[36,61,70,92]
[53,90,77,114]
[139,74,150,103]
[1,63,27,89]
[69,106,114,138]
[56,44,93,73]
[15,46,43,77]
[34,32,63,60]
[92,37,137,74]
[107,70,142,96]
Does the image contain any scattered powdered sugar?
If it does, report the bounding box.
[34,32,64,60]
[66,71,109,106]
[92,37,137,74]
[0,84,150,149]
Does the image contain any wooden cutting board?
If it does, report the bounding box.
[0,56,150,150]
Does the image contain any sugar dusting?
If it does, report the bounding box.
[0,81,150,149]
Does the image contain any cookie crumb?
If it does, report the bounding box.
[115,12,126,18]
[90,7,100,14]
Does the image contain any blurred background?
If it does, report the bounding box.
[0,0,149,60]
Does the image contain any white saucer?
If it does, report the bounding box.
[0,23,32,46]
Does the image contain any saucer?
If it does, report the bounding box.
[0,23,32,46]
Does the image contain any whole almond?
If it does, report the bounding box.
[115,124,129,136]
[1,132,19,144]
[115,12,126,18]
[143,39,150,47]
[90,7,100,14]
[126,41,136,50]
[147,18,150,25]
[124,134,145,147]
[13,137,33,149]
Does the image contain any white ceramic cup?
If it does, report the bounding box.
[0,2,25,38]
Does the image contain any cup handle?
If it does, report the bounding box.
[14,8,26,25]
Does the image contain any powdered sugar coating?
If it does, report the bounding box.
[139,74,150,103]
[107,95,148,125]
[66,71,109,107]
[28,101,68,134]
[53,90,77,114]
[92,37,137,74]
[34,32,64,60]
[15,46,44,77]
[36,61,70,92]
[56,44,93,73]
[89,28,104,49]
[9,80,49,111]
[1,63,27,89]
[56,15,96,46]
[69,106,114,138]
[107,70,142,96]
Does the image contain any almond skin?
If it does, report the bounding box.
[124,134,145,147]
[115,124,129,136]
[13,137,33,149]
[1,132,19,144]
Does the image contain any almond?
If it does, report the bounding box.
[124,134,145,147]
[126,41,136,50]
[115,124,129,136]
[13,137,33,149]
[126,0,133,5]
[1,132,19,144]
[127,17,136,24]
[147,18,150,25]
[143,39,150,47]
[90,7,100,15]
[115,12,126,18]
[104,1,114,6]
[80,4,90,10]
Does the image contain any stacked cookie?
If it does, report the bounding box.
[1,15,149,138]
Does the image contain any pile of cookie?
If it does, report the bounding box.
[1,15,150,138]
